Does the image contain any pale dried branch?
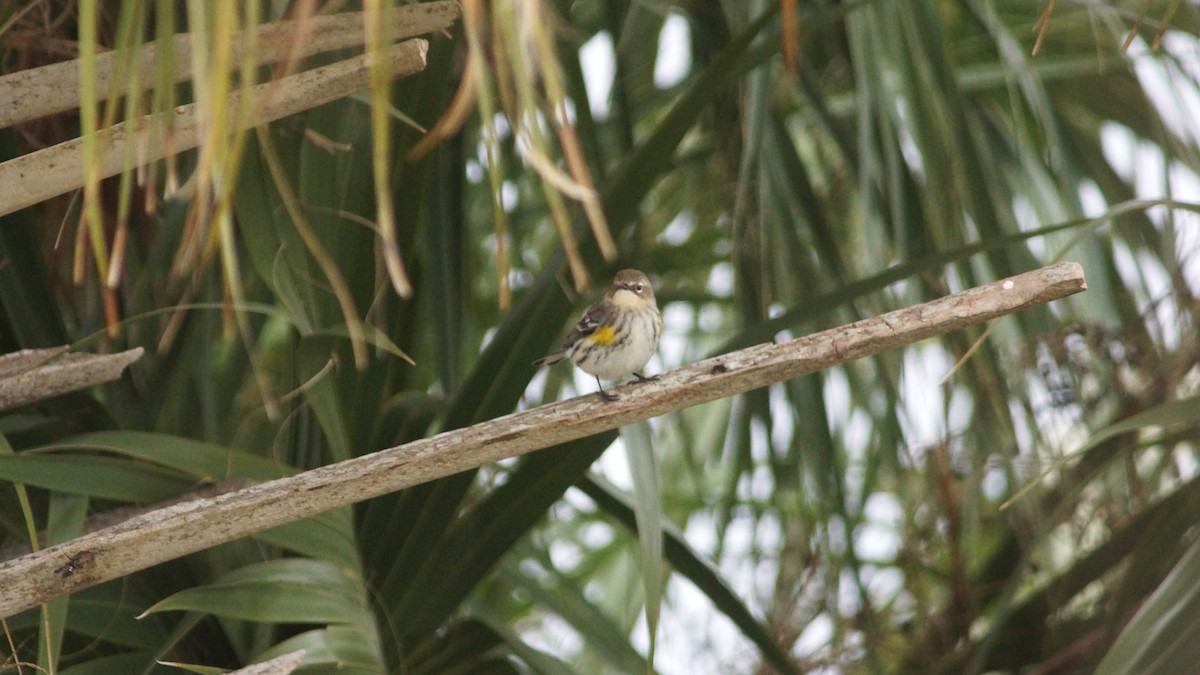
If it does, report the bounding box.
[0,262,1087,617]
[0,39,429,218]
[0,2,460,129]
[0,347,143,411]
[226,650,305,675]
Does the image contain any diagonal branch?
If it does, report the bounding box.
[0,262,1087,617]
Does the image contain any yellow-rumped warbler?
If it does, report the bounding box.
[534,269,662,402]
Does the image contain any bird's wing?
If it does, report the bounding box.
[563,304,605,345]
[534,304,607,367]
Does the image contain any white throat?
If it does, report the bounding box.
[610,288,641,307]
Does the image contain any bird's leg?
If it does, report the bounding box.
[630,372,660,383]
[596,377,620,402]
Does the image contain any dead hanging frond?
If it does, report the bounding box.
[364,0,413,301]
[415,0,615,303]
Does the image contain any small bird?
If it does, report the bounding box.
[535,269,663,402]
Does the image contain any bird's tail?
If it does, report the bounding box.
[533,352,564,368]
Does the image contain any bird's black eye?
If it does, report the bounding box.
[635,283,644,292]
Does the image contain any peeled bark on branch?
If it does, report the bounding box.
[0,262,1087,618]
[0,347,143,411]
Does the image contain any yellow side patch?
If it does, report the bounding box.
[588,325,617,346]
